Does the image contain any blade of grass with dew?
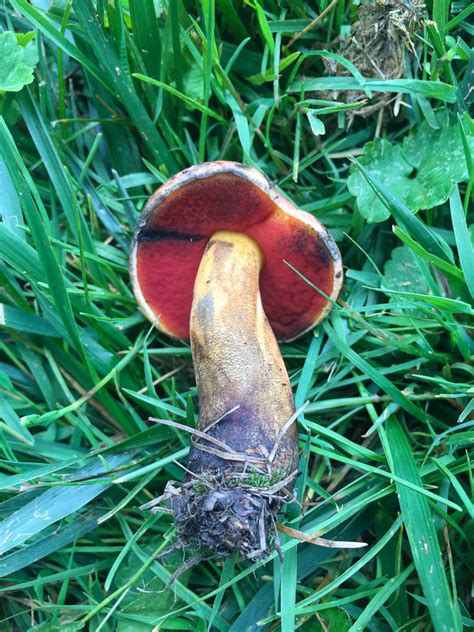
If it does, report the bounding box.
[129,0,162,80]
[0,453,132,554]
[0,512,103,577]
[381,417,462,632]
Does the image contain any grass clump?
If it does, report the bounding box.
[0,1,472,630]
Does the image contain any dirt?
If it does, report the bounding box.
[172,482,274,559]
[323,0,425,117]
[147,468,297,581]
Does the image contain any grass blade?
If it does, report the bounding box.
[0,118,84,356]
[133,74,225,122]
[0,453,131,554]
[0,512,101,577]
[324,318,428,423]
[348,563,415,632]
[382,417,462,632]
[289,77,458,102]
[449,186,474,299]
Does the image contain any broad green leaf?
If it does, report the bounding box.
[182,64,204,100]
[403,121,473,206]
[384,246,429,293]
[301,609,351,632]
[348,121,474,222]
[350,158,452,262]
[0,31,38,92]
[114,546,186,632]
[383,246,431,314]
[348,140,412,223]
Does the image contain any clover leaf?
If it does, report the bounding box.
[384,246,430,294]
[347,120,474,223]
[383,245,431,316]
[347,139,414,223]
[0,31,38,93]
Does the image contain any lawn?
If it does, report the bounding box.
[0,1,473,630]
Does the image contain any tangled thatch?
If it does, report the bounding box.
[324,0,425,117]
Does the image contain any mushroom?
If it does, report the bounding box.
[130,161,342,559]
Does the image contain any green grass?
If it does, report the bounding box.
[0,1,473,630]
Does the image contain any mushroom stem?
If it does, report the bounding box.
[188,230,299,477]
[168,231,299,558]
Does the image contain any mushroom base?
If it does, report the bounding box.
[156,469,296,562]
[174,485,274,560]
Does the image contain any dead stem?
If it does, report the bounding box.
[276,523,367,549]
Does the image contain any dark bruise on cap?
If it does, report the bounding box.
[130,161,343,342]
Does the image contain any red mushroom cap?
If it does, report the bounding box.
[130,161,342,342]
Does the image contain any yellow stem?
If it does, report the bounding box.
[189,230,298,475]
